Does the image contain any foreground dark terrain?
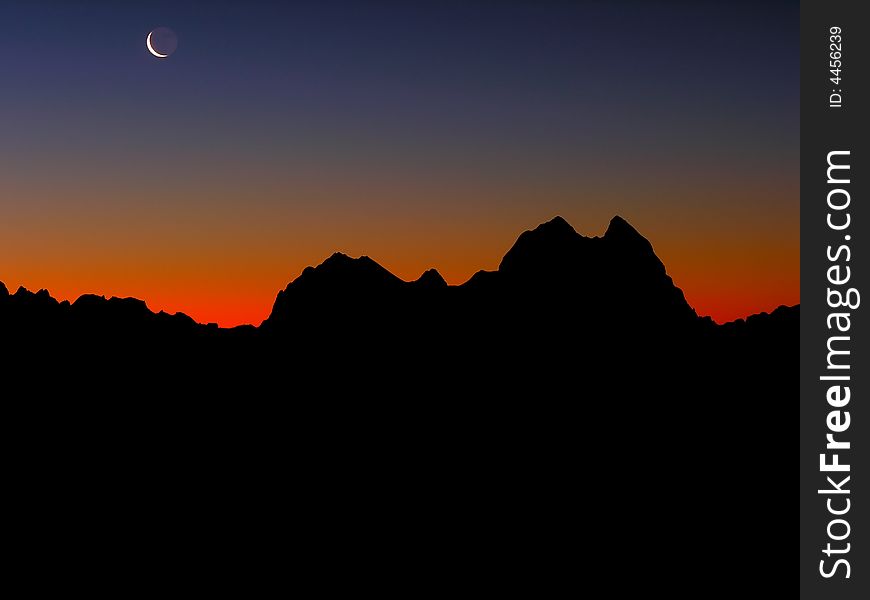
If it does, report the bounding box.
[1,216,795,591]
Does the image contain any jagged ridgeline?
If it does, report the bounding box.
[1,216,796,592]
[0,216,797,387]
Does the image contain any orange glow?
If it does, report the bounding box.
[0,1,798,330]
[0,209,798,327]
[0,168,798,327]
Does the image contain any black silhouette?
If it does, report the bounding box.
[1,215,797,383]
[1,215,797,392]
[1,216,795,591]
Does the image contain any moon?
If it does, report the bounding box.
[146,32,168,58]
[146,27,178,59]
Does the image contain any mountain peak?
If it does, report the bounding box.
[265,251,405,327]
[320,252,383,270]
[498,216,580,274]
[542,215,576,232]
[322,252,353,265]
[604,215,644,241]
[413,268,448,289]
[11,286,58,306]
[0,281,7,298]
[602,215,659,261]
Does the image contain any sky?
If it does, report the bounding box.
[0,0,799,326]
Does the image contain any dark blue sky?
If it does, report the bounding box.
[0,1,799,325]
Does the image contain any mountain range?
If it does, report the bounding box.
[1,215,795,592]
[1,215,797,381]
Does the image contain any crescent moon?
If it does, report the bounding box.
[146,31,168,58]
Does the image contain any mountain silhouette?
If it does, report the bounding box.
[496,215,697,324]
[1,214,796,395]
[1,215,796,363]
[262,216,703,348]
[1,215,796,593]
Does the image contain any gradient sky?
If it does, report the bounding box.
[0,0,798,326]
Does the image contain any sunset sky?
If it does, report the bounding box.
[0,1,798,326]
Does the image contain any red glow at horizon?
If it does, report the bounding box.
[2,214,799,328]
